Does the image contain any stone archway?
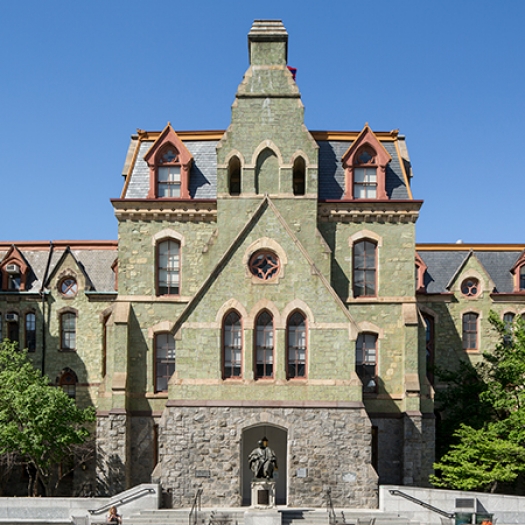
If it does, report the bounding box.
[242,424,287,505]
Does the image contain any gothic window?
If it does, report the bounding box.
[353,240,377,297]
[287,311,306,379]
[223,311,242,379]
[462,312,478,351]
[58,368,77,399]
[255,311,274,379]
[249,251,280,281]
[157,239,180,295]
[25,312,36,352]
[60,311,77,351]
[503,312,515,346]
[356,333,377,393]
[155,333,176,393]
[461,278,479,297]
[292,157,306,196]
[59,277,77,297]
[228,156,241,196]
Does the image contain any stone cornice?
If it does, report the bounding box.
[111,199,217,222]
[318,200,422,224]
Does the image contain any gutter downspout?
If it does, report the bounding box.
[40,241,53,376]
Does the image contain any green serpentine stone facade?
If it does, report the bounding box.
[1,19,524,507]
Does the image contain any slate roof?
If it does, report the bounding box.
[418,249,523,294]
[0,244,117,293]
[122,133,412,201]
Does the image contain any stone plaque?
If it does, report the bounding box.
[257,489,269,506]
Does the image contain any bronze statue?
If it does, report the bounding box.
[248,436,278,480]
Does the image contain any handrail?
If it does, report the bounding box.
[88,487,156,515]
[325,487,337,525]
[189,487,203,525]
[389,489,454,519]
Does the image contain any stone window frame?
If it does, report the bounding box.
[352,239,378,298]
[222,309,243,380]
[58,307,78,352]
[25,311,36,352]
[349,230,382,300]
[462,311,480,352]
[460,277,480,298]
[154,332,176,393]
[286,310,307,380]
[243,238,288,285]
[292,156,306,196]
[228,155,242,196]
[58,276,78,298]
[254,310,275,380]
[153,229,185,297]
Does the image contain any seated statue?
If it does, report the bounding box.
[248,436,278,480]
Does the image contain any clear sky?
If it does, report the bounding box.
[1,1,524,244]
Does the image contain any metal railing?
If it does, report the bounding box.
[389,489,454,519]
[88,486,156,516]
[189,487,203,525]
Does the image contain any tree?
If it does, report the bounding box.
[432,312,525,492]
[0,340,95,496]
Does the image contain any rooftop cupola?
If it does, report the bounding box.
[248,20,288,66]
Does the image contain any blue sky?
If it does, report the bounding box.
[1,1,524,243]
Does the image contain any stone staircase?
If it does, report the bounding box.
[120,508,420,525]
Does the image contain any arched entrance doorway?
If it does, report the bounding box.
[242,424,287,505]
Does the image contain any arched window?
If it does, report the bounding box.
[353,146,377,199]
[157,145,182,198]
[223,311,242,379]
[353,240,377,297]
[228,156,241,196]
[255,311,274,379]
[287,311,306,379]
[58,368,77,399]
[60,311,77,351]
[423,313,435,384]
[157,239,180,295]
[25,312,36,352]
[356,333,377,393]
[462,312,478,351]
[292,157,306,196]
[155,333,176,393]
[503,312,515,346]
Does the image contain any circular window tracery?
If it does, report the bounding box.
[249,251,280,281]
[461,278,479,297]
[59,277,78,297]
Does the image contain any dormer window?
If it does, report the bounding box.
[158,146,182,198]
[342,124,391,200]
[144,124,193,200]
[353,147,377,199]
[1,247,29,291]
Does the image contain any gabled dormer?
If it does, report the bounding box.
[45,247,92,296]
[144,123,194,199]
[342,124,392,200]
[0,245,30,291]
[511,249,525,292]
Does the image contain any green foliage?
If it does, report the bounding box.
[432,312,525,492]
[0,340,95,496]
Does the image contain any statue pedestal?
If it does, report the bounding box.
[250,480,276,509]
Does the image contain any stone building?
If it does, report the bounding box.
[1,20,524,508]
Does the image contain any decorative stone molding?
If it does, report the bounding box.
[112,200,217,222]
[318,201,421,223]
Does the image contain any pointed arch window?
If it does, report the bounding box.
[6,311,19,345]
[287,311,307,379]
[353,240,377,297]
[255,311,274,379]
[356,333,377,393]
[462,312,478,351]
[292,157,306,196]
[223,311,242,379]
[157,145,182,198]
[58,368,77,399]
[157,239,180,295]
[353,146,377,199]
[423,313,435,384]
[228,156,241,196]
[155,333,176,393]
